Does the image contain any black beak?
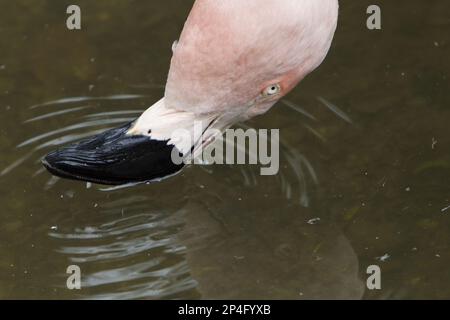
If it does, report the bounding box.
[42,122,184,185]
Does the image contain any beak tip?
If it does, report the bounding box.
[41,122,185,186]
[41,158,50,170]
[42,149,61,170]
[41,153,55,172]
[42,151,74,181]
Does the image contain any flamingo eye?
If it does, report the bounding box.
[263,84,281,97]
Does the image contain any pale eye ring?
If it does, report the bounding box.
[263,84,281,97]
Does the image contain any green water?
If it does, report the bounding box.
[0,0,449,299]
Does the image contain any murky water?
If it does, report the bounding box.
[1,0,449,299]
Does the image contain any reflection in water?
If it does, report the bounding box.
[3,0,449,300]
[179,188,364,299]
[1,93,361,299]
[48,197,197,300]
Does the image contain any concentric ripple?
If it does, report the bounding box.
[0,94,357,299]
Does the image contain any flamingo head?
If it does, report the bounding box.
[43,0,339,185]
[165,0,339,120]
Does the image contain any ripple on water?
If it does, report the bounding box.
[0,94,352,299]
[48,195,197,299]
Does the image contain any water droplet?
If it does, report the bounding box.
[376,254,390,262]
[307,218,321,225]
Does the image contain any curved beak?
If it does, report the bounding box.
[42,121,184,185]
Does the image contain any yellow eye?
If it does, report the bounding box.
[263,84,281,97]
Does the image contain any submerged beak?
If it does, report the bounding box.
[42,121,184,185]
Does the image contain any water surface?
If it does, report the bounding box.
[1,0,449,299]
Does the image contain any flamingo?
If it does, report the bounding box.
[43,0,339,185]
